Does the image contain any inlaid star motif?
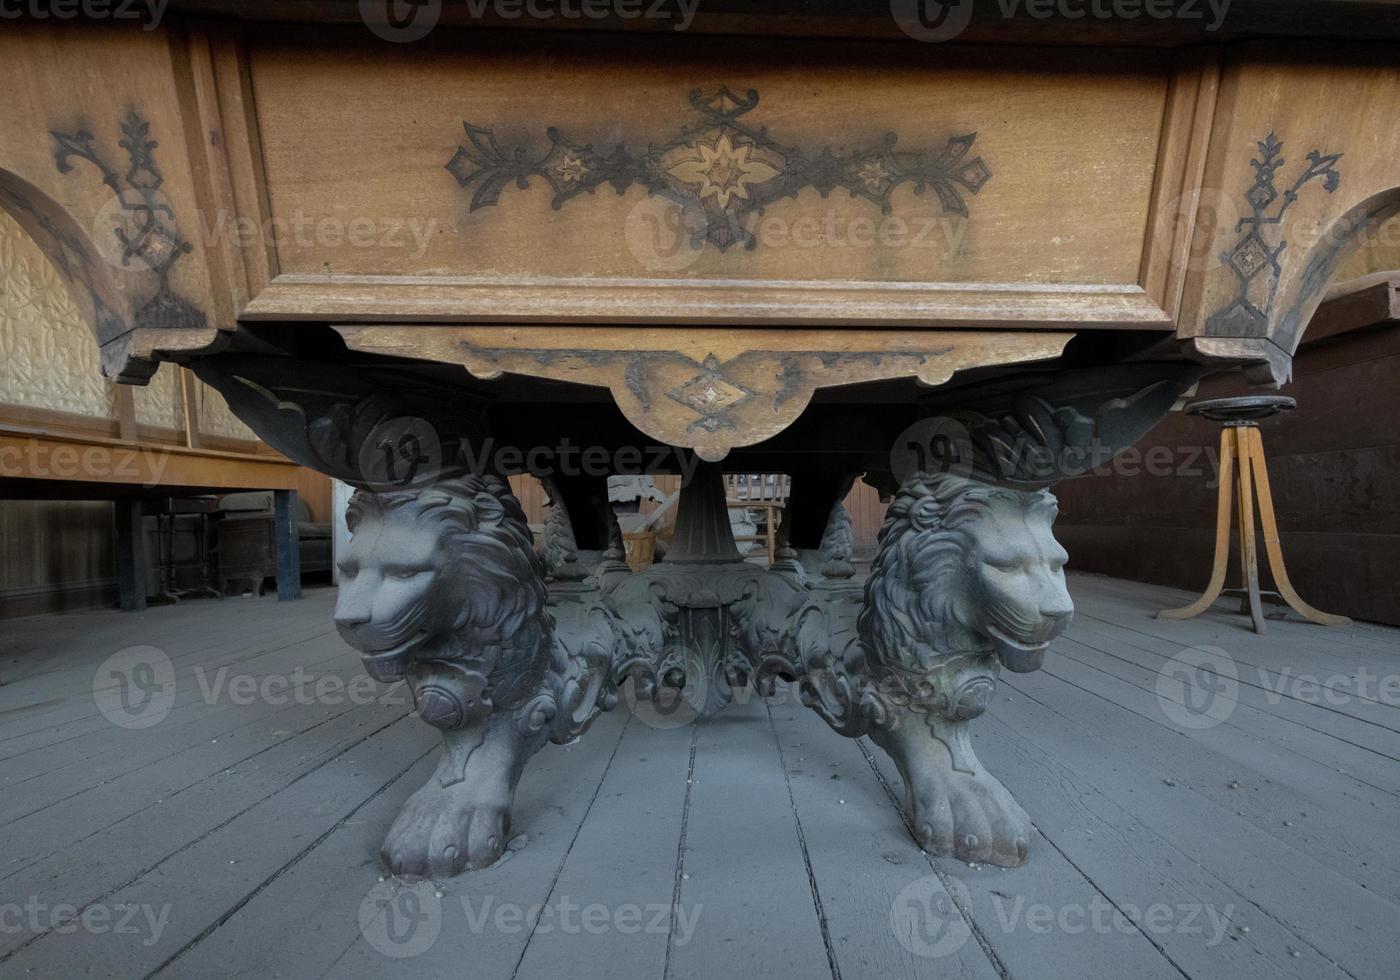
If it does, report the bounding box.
[855,159,891,191]
[557,154,589,185]
[667,134,780,208]
[446,89,993,253]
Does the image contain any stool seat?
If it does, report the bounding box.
[1184,395,1296,423]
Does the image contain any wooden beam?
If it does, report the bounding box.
[113,384,138,443]
[114,497,147,612]
[1304,272,1400,346]
[0,427,301,490]
[178,368,202,449]
[274,488,302,601]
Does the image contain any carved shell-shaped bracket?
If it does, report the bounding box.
[336,326,1072,460]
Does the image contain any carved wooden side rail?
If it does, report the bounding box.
[3,23,1398,392]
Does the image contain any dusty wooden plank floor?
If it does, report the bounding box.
[1,572,1397,979]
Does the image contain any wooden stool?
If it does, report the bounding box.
[1156,395,1351,634]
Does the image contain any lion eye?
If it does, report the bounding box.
[988,560,1021,574]
[387,567,426,581]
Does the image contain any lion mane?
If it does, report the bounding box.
[345,476,551,707]
[857,472,1056,670]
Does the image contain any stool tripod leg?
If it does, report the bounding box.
[1158,428,1234,621]
[1242,426,1352,628]
[1234,428,1267,634]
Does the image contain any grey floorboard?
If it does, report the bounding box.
[664,695,833,980]
[1001,663,1400,902]
[982,681,1400,978]
[765,696,1005,980]
[513,716,693,980]
[1,576,1397,979]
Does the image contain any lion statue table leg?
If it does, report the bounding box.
[333,476,617,879]
[796,471,1074,867]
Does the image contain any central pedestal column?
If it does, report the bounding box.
[664,462,743,564]
[610,461,780,717]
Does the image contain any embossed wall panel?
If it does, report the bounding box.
[197,380,259,442]
[0,210,114,419]
[132,364,182,430]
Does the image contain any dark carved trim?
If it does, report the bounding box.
[51,111,207,336]
[445,87,990,252]
[907,364,1205,488]
[1204,132,1342,338]
[192,356,491,491]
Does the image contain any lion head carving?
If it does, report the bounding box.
[334,476,549,720]
[858,473,1073,692]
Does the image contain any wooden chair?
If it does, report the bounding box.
[1157,396,1350,633]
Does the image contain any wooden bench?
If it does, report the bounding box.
[0,426,306,610]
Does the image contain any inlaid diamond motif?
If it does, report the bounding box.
[667,354,753,420]
[671,373,749,413]
[1228,236,1271,279]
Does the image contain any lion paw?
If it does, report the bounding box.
[906,768,1031,868]
[382,781,511,880]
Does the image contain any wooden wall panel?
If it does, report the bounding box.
[1055,322,1400,625]
[508,473,549,526]
[844,480,888,556]
[0,500,116,618]
[295,468,332,524]
[0,210,117,419]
